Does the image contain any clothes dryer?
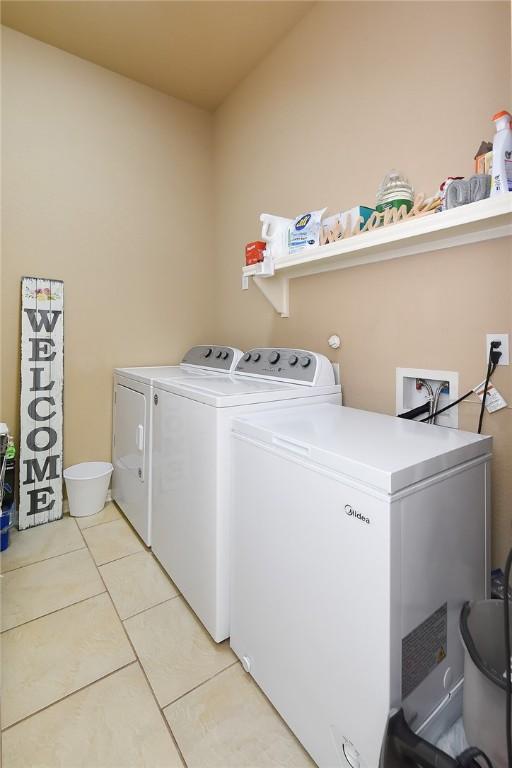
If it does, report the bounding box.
[112,345,242,545]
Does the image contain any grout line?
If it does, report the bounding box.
[1,587,107,635]
[0,515,86,575]
[121,593,180,622]
[76,516,122,532]
[92,548,145,568]
[0,544,86,575]
[105,504,152,553]
[135,659,189,768]
[75,522,190,768]
[1,661,136,733]
[1,542,92,578]
[161,659,240,711]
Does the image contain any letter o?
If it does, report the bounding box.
[26,427,57,452]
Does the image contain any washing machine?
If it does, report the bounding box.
[112,345,242,545]
[229,403,492,768]
[151,348,342,642]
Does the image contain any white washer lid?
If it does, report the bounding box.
[232,403,492,493]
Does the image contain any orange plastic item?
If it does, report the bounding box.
[492,110,512,121]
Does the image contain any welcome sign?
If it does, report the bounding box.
[19,277,64,529]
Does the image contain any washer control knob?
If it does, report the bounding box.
[221,351,229,360]
[204,348,212,358]
[289,355,298,366]
[215,350,223,359]
[300,356,311,368]
[243,352,252,362]
[252,352,261,362]
[268,351,280,364]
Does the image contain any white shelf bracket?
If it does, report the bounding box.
[254,275,289,318]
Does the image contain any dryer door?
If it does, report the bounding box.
[112,383,149,543]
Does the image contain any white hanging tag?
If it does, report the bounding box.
[473,380,508,413]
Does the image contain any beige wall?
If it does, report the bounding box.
[213,1,512,565]
[1,27,214,466]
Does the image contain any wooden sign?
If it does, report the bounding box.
[19,277,64,529]
[320,194,441,246]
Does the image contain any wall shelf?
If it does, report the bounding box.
[241,194,512,317]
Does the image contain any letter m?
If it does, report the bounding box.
[23,455,59,485]
[24,309,62,333]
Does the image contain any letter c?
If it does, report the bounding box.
[28,397,56,422]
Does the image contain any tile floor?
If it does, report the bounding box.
[1,503,314,768]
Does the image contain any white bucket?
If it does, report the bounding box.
[63,462,113,518]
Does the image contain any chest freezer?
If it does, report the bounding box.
[229,404,491,768]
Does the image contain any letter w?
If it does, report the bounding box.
[24,309,62,333]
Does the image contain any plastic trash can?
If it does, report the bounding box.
[64,462,113,518]
[460,600,511,767]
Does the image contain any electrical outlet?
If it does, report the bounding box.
[486,334,509,365]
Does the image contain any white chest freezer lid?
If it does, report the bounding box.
[232,404,492,493]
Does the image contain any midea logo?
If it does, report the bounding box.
[345,504,370,525]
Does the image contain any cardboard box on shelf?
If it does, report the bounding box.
[245,240,266,265]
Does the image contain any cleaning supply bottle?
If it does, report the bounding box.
[490,110,512,195]
[0,428,16,551]
[376,170,414,213]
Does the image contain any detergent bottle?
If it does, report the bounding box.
[260,214,292,260]
[490,110,512,195]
